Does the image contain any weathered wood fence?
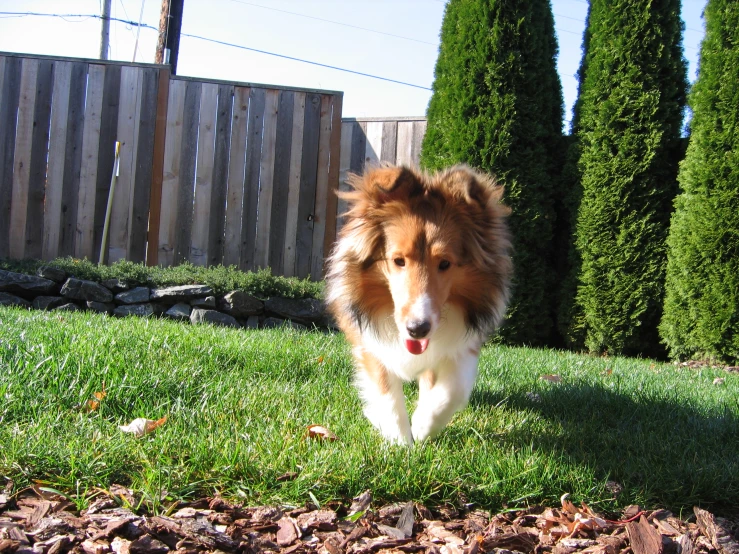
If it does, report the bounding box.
[0,51,343,280]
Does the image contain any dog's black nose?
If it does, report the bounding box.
[407,320,430,338]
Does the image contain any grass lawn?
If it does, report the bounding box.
[1,305,737,517]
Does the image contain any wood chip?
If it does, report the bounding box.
[694,507,739,554]
[626,515,663,554]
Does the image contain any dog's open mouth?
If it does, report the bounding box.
[405,338,429,355]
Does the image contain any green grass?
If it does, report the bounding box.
[1,306,737,517]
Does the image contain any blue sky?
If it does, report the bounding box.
[0,0,706,126]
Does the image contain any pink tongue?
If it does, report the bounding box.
[405,338,429,355]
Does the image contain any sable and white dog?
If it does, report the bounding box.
[325,164,512,445]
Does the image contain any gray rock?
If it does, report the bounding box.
[61,278,114,303]
[218,290,263,317]
[190,308,240,328]
[150,285,214,304]
[55,302,81,312]
[101,278,130,293]
[0,292,31,308]
[0,269,57,296]
[165,302,191,321]
[36,266,67,283]
[264,297,325,325]
[152,303,168,316]
[243,315,260,329]
[190,295,216,308]
[86,301,115,314]
[114,304,154,318]
[262,317,307,331]
[33,296,66,311]
[115,287,150,304]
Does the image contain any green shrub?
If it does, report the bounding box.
[660,0,739,364]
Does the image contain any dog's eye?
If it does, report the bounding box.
[394,258,405,267]
[439,260,451,271]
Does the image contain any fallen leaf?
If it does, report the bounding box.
[540,374,562,383]
[306,424,337,441]
[119,416,167,438]
[316,356,325,364]
[713,377,725,385]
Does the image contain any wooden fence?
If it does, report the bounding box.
[0,51,342,280]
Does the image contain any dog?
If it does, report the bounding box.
[325,164,512,445]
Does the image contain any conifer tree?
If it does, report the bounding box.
[569,0,687,356]
[421,0,564,346]
[661,0,739,363]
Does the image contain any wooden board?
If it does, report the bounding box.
[157,77,186,267]
[267,89,295,274]
[380,120,398,164]
[0,56,22,258]
[222,86,250,267]
[364,121,383,169]
[281,91,306,277]
[75,64,105,260]
[411,120,427,168]
[335,120,354,235]
[145,67,170,266]
[310,94,333,280]
[206,83,233,266]
[322,93,343,269]
[239,87,266,271]
[254,89,279,270]
[349,120,367,175]
[395,121,414,167]
[190,82,219,266]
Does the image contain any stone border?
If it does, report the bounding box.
[0,268,332,331]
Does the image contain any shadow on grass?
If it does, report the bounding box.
[468,383,739,513]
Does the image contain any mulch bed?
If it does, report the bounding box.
[1,482,738,554]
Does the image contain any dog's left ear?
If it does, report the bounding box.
[351,165,423,204]
[442,165,505,210]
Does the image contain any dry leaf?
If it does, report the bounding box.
[306,424,338,441]
[540,374,562,383]
[119,416,167,438]
[316,356,325,364]
[83,383,107,412]
[713,377,725,385]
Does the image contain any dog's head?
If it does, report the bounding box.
[334,164,511,354]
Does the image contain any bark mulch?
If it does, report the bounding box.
[1,482,738,554]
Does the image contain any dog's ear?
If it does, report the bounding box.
[347,165,423,204]
[440,165,505,210]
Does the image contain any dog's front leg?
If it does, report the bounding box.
[354,348,413,446]
[411,352,479,442]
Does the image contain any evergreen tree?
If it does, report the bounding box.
[569,0,687,357]
[661,0,739,364]
[421,0,564,346]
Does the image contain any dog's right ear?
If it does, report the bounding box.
[345,165,422,205]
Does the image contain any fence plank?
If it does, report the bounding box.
[349,120,367,175]
[129,67,159,263]
[396,121,414,167]
[336,120,354,235]
[322,93,343,266]
[173,80,201,264]
[93,64,121,261]
[380,120,398,163]
[75,64,105,260]
[145,67,170,266]
[0,56,22,258]
[239,87,266,271]
[364,121,382,169]
[157,78,186,267]
[58,62,87,257]
[254,89,279,270]
[267,89,295,274]
[295,92,322,279]
[310,94,333,279]
[282,91,306,277]
[190,82,219,266]
[43,61,72,260]
[223,86,250,267]
[9,58,39,259]
[411,120,426,168]
[207,83,233,266]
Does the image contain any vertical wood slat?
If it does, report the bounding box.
[396,121,414,167]
[145,67,170,266]
[254,89,280,270]
[75,64,106,260]
[9,58,39,259]
[282,92,306,277]
[336,120,354,235]
[322,93,343,266]
[0,56,22,259]
[364,121,383,169]
[349,121,367,176]
[380,120,398,163]
[411,120,427,167]
[157,78,186,267]
[239,87,266,271]
[310,94,333,280]
[190,82,219,266]
[207,84,233,266]
[222,86,250,267]
[295,93,322,279]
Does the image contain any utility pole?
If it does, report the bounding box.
[155,0,184,75]
[100,0,112,60]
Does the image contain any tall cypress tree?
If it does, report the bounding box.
[661,0,739,364]
[569,0,687,357]
[421,0,564,346]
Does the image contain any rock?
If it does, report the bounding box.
[218,291,263,317]
[0,269,57,296]
[262,317,307,331]
[55,303,81,312]
[115,287,150,305]
[165,303,191,321]
[0,292,31,308]
[190,308,240,328]
[61,278,114,303]
[36,266,67,283]
[242,315,260,329]
[190,296,216,309]
[32,296,66,311]
[101,278,130,293]
[150,285,213,304]
[264,297,325,326]
[114,304,154,318]
[87,301,115,314]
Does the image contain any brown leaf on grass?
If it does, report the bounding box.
[540,374,562,383]
[81,383,107,412]
[118,416,167,438]
[306,424,338,441]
